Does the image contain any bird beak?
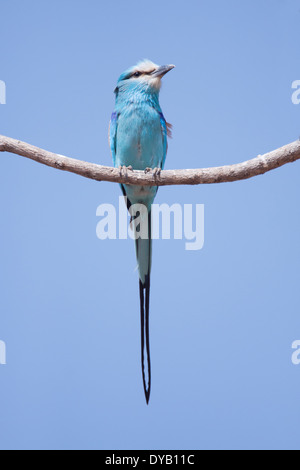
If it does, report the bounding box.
[151,64,175,78]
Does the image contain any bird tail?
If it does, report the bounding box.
[135,210,152,404]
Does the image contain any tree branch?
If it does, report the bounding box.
[0,134,299,186]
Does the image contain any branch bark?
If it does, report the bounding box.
[0,134,299,186]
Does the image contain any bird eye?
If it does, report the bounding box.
[133,71,141,77]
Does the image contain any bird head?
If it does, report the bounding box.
[114,59,175,97]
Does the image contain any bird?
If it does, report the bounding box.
[109,59,174,404]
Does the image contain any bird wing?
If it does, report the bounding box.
[109,111,118,167]
[158,112,171,169]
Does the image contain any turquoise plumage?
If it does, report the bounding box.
[109,59,174,404]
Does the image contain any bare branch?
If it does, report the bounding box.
[0,134,299,186]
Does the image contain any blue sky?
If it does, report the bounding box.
[0,0,300,450]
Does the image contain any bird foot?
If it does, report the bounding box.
[152,167,162,178]
[119,165,133,178]
[144,167,161,179]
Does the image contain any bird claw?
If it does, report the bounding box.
[152,167,162,178]
[144,167,152,174]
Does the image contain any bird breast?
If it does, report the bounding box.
[116,105,163,171]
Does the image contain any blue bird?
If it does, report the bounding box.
[109,60,174,404]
